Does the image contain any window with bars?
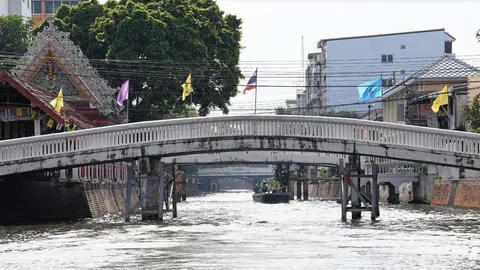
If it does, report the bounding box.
[381,54,393,63]
[44,0,79,14]
[31,0,42,14]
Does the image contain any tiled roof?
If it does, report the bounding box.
[383,54,480,99]
[0,72,95,129]
[413,54,480,79]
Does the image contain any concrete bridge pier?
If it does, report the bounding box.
[387,183,400,204]
[139,158,165,221]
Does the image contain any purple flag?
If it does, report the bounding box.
[116,80,129,106]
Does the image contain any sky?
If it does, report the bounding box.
[96,0,480,116]
[210,0,480,116]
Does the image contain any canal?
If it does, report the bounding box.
[1,190,479,269]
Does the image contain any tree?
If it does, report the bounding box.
[0,15,34,71]
[463,93,480,132]
[37,0,243,121]
[324,110,361,119]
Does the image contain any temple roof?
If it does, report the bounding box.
[10,17,125,123]
[0,72,95,129]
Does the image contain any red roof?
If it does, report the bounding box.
[0,71,95,129]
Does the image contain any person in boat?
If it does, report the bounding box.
[271,179,280,193]
[262,181,268,193]
[254,182,261,193]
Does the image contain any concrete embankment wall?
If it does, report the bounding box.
[431,179,480,208]
[0,180,138,224]
[305,180,413,202]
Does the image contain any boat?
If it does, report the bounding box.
[252,192,291,204]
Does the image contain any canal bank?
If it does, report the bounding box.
[303,176,480,209]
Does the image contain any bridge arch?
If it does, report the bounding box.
[0,115,479,176]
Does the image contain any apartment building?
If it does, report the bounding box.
[31,0,82,26]
[0,0,32,17]
[306,29,455,114]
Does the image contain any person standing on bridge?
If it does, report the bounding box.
[64,119,78,132]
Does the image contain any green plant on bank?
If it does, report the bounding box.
[418,163,427,175]
[317,167,330,179]
[463,93,480,132]
[460,172,466,179]
[434,174,442,180]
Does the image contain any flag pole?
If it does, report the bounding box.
[254,67,258,114]
[126,95,129,123]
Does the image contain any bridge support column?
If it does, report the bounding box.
[296,180,302,200]
[303,180,309,201]
[371,163,379,220]
[340,159,348,222]
[387,183,400,204]
[172,164,178,218]
[182,179,187,201]
[140,158,165,221]
[351,156,361,219]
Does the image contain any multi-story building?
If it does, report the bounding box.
[30,0,82,26]
[296,89,307,115]
[0,0,32,17]
[304,52,322,115]
[312,29,455,114]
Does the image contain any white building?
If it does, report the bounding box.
[0,0,32,17]
[313,29,455,114]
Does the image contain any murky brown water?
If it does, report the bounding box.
[1,190,480,269]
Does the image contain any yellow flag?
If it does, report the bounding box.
[47,118,54,128]
[431,85,448,113]
[181,74,192,101]
[16,108,22,117]
[49,88,64,113]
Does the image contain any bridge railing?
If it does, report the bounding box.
[0,115,479,163]
[364,162,420,175]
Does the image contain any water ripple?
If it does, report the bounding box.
[1,190,480,269]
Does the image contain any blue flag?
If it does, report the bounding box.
[357,76,382,102]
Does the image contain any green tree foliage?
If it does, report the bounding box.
[0,15,34,71]
[463,93,480,133]
[36,0,243,121]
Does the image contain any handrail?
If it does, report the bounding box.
[0,115,478,164]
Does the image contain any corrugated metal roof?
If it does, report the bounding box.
[0,72,95,129]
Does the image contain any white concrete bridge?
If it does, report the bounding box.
[163,151,346,166]
[0,115,478,177]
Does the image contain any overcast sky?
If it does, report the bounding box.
[97,0,480,115]
[211,0,480,115]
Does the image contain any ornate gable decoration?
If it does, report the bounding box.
[10,17,122,119]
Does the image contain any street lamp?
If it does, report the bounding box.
[368,104,372,120]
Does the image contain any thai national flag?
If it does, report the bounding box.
[243,70,257,95]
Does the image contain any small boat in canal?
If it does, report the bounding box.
[252,192,291,204]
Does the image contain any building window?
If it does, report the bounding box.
[381,54,393,63]
[44,0,66,14]
[400,45,406,49]
[445,42,452,54]
[53,0,62,12]
[397,104,405,121]
[70,1,79,5]
[31,0,42,14]
[382,78,393,87]
[45,1,54,13]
